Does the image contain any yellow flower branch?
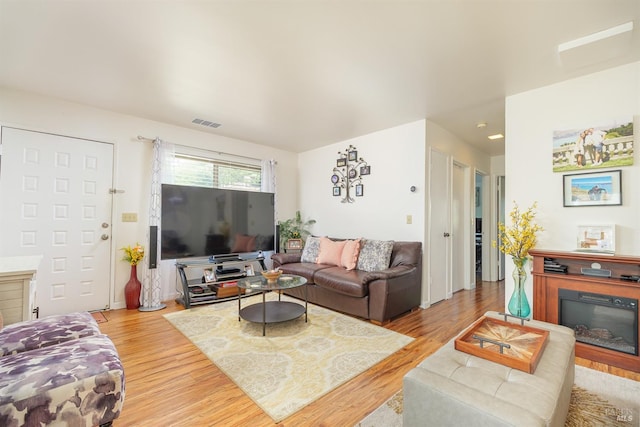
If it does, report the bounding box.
[495,202,543,263]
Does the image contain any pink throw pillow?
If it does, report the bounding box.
[341,239,361,270]
[317,237,347,266]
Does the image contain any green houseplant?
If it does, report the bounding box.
[278,211,316,250]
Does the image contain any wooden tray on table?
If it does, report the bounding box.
[454,315,549,374]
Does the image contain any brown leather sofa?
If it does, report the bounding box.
[271,240,422,324]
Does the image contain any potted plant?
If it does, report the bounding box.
[278,211,316,251]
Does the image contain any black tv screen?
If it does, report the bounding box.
[160,184,275,259]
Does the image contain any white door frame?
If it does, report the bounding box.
[0,126,116,315]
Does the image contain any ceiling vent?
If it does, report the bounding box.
[192,118,221,128]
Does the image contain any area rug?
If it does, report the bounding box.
[164,293,414,422]
[355,365,640,427]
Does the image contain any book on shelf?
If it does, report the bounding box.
[214,284,240,298]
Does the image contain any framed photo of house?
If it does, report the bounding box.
[286,239,303,250]
[203,268,216,283]
[562,170,622,207]
[576,224,616,254]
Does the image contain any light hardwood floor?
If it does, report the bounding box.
[97,281,639,426]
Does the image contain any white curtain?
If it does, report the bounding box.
[140,138,174,311]
[261,158,277,217]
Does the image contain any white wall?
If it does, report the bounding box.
[0,87,299,308]
[298,119,493,305]
[298,120,427,242]
[505,61,640,310]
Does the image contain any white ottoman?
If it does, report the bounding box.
[403,311,575,427]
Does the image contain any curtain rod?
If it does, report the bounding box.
[136,135,265,163]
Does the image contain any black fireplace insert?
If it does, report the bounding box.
[558,288,638,355]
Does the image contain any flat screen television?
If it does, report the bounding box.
[160,184,275,259]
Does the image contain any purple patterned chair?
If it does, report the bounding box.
[0,312,125,426]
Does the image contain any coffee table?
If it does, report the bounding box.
[237,274,307,336]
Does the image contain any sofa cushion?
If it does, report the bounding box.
[341,238,361,271]
[313,267,370,298]
[317,237,346,266]
[277,262,333,282]
[356,239,394,272]
[0,312,101,357]
[300,236,321,263]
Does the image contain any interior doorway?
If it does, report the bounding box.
[475,172,484,283]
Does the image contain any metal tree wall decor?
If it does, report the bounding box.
[331,145,370,203]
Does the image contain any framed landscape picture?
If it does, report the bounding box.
[563,170,622,207]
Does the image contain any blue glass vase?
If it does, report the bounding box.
[508,258,531,318]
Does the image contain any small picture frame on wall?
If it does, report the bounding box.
[562,169,622,207]
[355,184,363,197]
[337,158,347,167]
[333,186,341,196]
[348,150,358,161]
[360,165,371,175]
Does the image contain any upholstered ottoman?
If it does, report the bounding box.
[0,333,125,427]
[0,311,101,356]
[403,311,575,427]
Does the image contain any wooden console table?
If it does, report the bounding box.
[0,255,41,325]
[529,249,640,373]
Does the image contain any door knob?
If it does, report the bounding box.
[443,232,450,237]
[102,223,109,228]
[101,234,109,240]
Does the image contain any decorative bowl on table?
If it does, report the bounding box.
[261,270,282,283]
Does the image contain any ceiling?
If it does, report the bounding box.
[1,1,639,156]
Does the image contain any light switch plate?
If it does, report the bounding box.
[122,212,138,222]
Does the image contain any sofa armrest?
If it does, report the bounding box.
[362,265,415,283]
[271,252,302,267]
[368,264,421,323]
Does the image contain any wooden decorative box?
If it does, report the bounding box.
[454,316,549,374]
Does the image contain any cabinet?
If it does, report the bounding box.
[0,255,41,325]
[176,255,267,308]
[529,249,640,372]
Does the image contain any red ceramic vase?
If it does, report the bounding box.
[124,264,142,310]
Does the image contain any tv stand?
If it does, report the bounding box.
[176,255,267,309]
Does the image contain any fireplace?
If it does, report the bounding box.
[558,288,638,356]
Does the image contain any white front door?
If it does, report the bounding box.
[428,148,451,304]
[452,162,466,293]
[0,127,114,316]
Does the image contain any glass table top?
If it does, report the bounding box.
[237,274,307,291]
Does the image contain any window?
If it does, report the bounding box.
[172,154,262,191]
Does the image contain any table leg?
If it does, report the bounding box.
[262,291,266,336]
[304,283,308,323]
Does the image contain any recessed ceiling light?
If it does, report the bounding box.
[476,122,487,129]
[558,21,634,53]
[488,134,504,140]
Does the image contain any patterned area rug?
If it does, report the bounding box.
[164,293,414,422]
[356,365,640,427]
